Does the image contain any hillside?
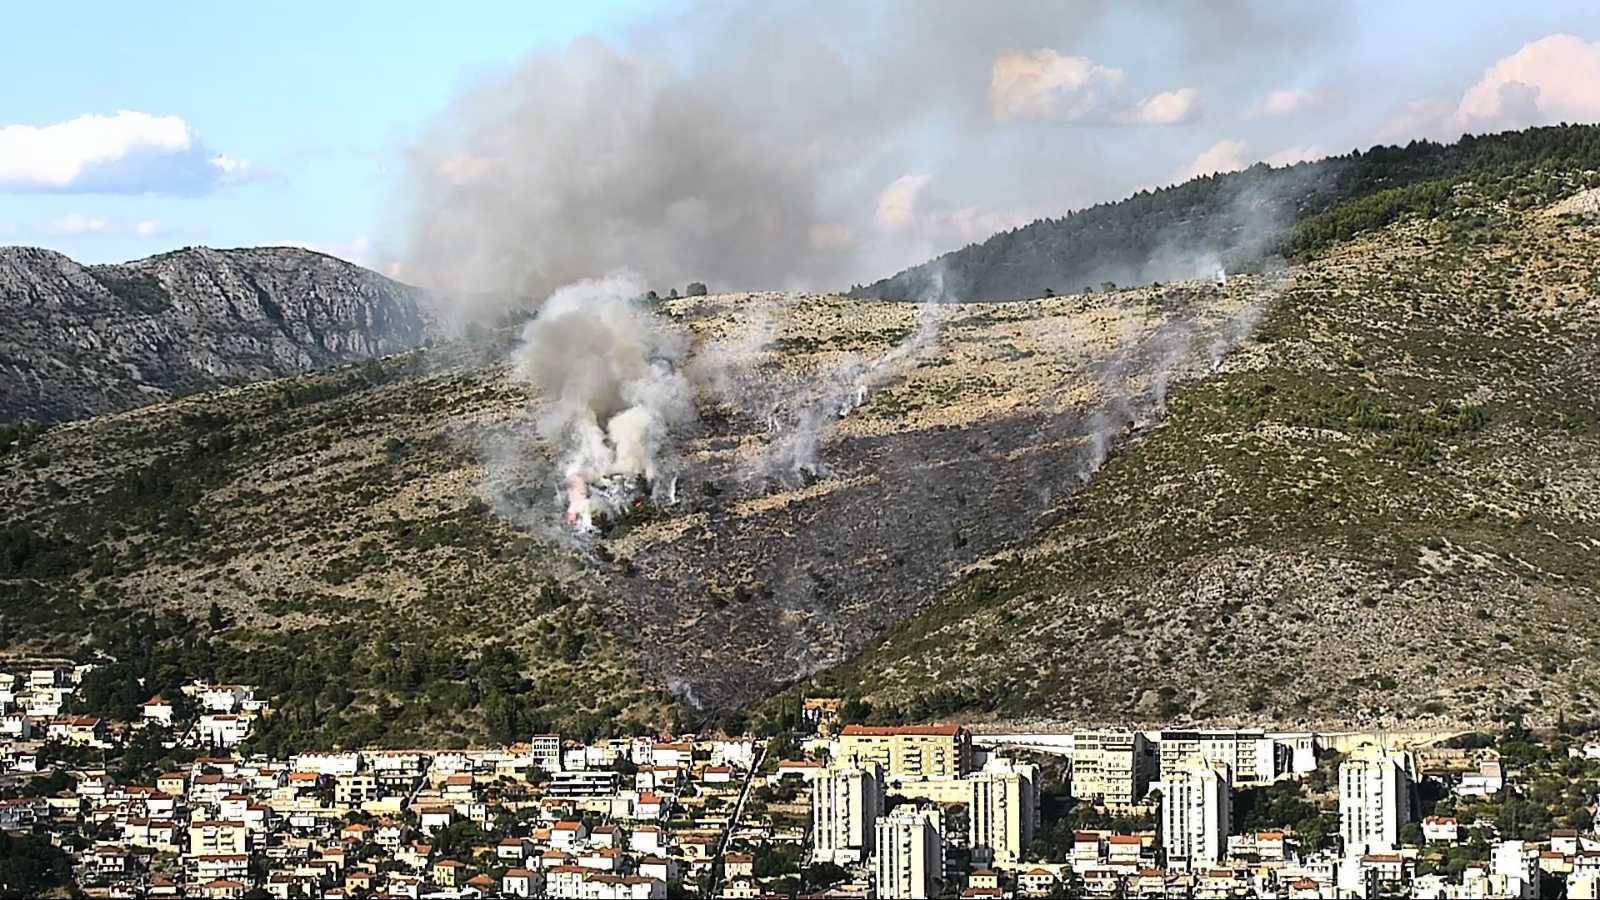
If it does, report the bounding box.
[3,159,1598,750]
[809,173,1600,732]
[852,124,1600,302]
[0,271,1258,749]
[0,245,438,424]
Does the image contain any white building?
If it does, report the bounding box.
[969,757,1039,865]
[1161,757,1231,870]
[1153,730,1291,787]
[1489,840,1539,899]
[1065,730,1152,807]
[1339,745,1416,854]
[812,759,884,865]
[530,734,563,773]
[874,805,943,900]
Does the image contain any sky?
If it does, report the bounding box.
[5,1,1600,295]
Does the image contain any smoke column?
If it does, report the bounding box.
[509,273,695,530]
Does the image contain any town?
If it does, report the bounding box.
[3,664,1599,899]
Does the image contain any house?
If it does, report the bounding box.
[1459,760,1504,797]
[47,715,107,746]
[723,875,762,898]
[637,856,678,884]
[551,819,589,850]
[545,864,588,898]
[1074,831,1106,865]
[1423,816,1459,843]
[503,867,540,897]
[774,759,825,781]
[194,714,253,749]
[0,712,34,740]
[651,742,694,769]
[583,847,626,872]
[417,805,456,835]
[498,836,533,861]
[190,820,251,856]
[631,825,665,855]
[969,869,1002,890]
[431,858,466,888]
[1018,868,1058,896]
[1107,834,1144,869]
[702,765,734,785]
[635,792,666,820]
[197,880,247,900]
[142,696,176,727]
[723,852,754,878]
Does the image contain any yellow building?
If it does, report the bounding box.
[838,724,972,780]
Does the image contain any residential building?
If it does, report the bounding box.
[838,724,972,780]
[1162,757,1231,870]
[1338,745,1416,854]
[969,757,1039,865]
[530,734,563,773]
[874,805,943,900]
[1153,729,1289,787]
[812,759,884,865]
[1066,730,1152,807]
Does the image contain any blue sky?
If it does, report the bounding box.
[4,1,1600,288]
[0,0,669,263]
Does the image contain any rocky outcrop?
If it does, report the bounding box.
[0,245,439,423]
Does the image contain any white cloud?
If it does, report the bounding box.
[1263,145,1326,167]
[989,49,1125,121]
[1175,139,1249,182]
[0,110,254,194]
[36,213,113,236]
[875,174,932,232]
[1457,33,1600,130]
[1252,88,1315,118]
[277,235,375,267]
[1119,87,1201,125]
[31,214,168,238]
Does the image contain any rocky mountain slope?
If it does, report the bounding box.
[2,166,1597,749]
[0,245,438,424]
[813,176,1600,733]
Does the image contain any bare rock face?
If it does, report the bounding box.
[0,245,439,423]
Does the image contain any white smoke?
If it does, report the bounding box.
[746,276,949,486]
[510,273,694,531]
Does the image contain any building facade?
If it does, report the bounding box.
[969,758,1039,865]
[838,724,972,780]
[1161,757,1231,870]
[812,760,884,865]
[1339,745,1416,854]
[874,805,943,900]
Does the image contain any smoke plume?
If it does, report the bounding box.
[509,273,695,530]
[398,2,1348,307]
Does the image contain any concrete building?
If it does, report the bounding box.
[1339,745,1416,854]
[838,724,972,780]
[1161,757,1231,870]
[812,759,884,865]
[1066,731,1152,807]
[530,734,563,773]
[1153,730,1290,787]
[969,758,1039,865]
[874,805,943,899]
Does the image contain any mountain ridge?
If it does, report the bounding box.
[0,244,439,425]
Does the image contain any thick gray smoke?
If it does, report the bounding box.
[398,2,1348,307]
[509,273,695,530]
